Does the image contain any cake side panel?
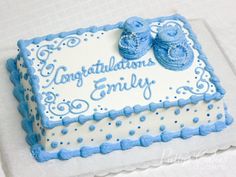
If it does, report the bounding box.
[16,56,47,146]
[44,99,226,152]
[7,56,233,162]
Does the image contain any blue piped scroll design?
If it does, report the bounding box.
[176,67,210,95]
[36,36,80,78]
[43,92,89,116]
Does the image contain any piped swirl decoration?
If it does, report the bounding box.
[153,24,194,71]
[176,67,210,95]
[43,92,89,117]
[36,36,80,78]
[118,17,153,60]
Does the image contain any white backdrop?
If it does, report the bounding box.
[0,0,236,177]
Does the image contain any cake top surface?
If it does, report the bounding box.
[17,14,224,128]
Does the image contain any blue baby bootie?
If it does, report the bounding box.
[118,17,153,60]
[153,24,194,71]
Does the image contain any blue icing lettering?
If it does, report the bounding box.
[41,56,156,89]
[90,73,155,101]
[43,66,83,88]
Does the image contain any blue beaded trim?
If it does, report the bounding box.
[6,57,234,162]
[15,14,226,129]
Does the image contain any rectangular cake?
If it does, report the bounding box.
[7,14,233,162]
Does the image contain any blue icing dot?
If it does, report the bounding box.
[77,137,83,143]
[140,116,146,122]
[159,125,166,131]
[41,128,46,136]
[193,117,199,123]
[89,125,95,131]
[129,130,135,136]
[208,104,214,110]
[115,120,122,127]
[23,73,28,80]
[61,128,68,135]
[217,113,223,119]
[51,141,58,148]
[106,134,112,140]
[31,95,35,102]
[25,94,29,101]
[174,109,180,115]
[160,116,164,120]
[180,123,185,128]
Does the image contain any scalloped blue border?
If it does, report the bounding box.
[6,57,234,162]
[16,14,226,129]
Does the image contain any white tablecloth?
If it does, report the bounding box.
[0,0,236,177]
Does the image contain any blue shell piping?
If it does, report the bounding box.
[6,56,234,162]
[16,14,226,129]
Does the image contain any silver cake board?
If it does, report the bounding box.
[0,19,236,177]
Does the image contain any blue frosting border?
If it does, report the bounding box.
[6,57,234,162]
[16,14,226,129]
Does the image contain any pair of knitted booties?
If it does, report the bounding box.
[118,17,194,71]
